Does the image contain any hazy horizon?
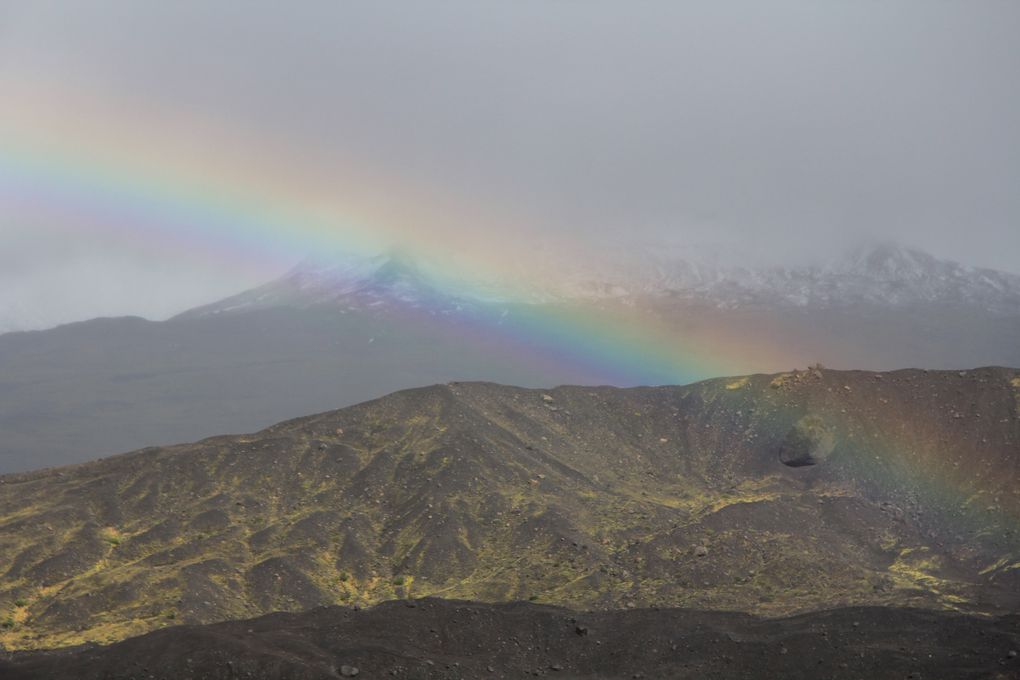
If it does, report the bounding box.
[2,1,1019,331]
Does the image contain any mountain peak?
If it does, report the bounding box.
[836,241,940,280]
[175,248,456,319]
[288,248,436,299]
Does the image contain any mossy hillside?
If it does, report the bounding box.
[0,367,1018,650]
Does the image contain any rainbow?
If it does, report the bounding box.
[0,82,801,385]
[2,80,1017,597]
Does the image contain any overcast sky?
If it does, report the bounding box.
[1,1,1019,331]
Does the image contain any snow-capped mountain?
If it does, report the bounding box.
[176,249,464,319]
[805,243,1020,311]
[177,241,1020,320]
[543,241,1020,312]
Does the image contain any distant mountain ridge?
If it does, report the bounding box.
[175,242,1020,320]
[4,242,1017,333]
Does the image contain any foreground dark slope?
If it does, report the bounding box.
[3,599,1019,680]
[1,367,1019,650]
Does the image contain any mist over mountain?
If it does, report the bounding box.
[560,241,1020,312]
[4,240,1019,335]
[177,241,1020,318]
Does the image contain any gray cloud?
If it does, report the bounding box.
[1,1,1019,329]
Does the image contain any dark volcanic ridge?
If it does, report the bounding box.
[1,367,1019,652]
[3,598,1019,680]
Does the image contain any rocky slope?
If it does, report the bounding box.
[1,367,1018,651]
[3,598,1018,679]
